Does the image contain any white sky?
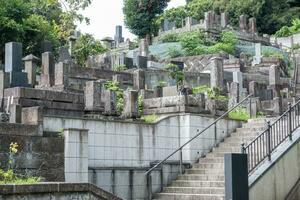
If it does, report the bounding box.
[77,0,186,40]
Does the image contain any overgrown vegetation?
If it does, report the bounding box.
[161,33,179,43]
[165,63,184,86]
[141,114,159,123]
[138,94,143,116]
[0,142,40,185]
[166,30,237,58]
[160,0,300,35]
[104,81,124,114]
[262,49,284,60]
[73,34,107,66]
[275,19,300,37]
[0,0,92,61]
[114,64,128,72]
[193,85,228,102]
[228,107,250,121]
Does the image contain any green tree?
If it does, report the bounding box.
[0,0,91,61]
[73,34,107,66]
[160,0,300,35]
[123,0,170,39]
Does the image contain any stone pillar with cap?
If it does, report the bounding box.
[22,54,40,87]
[209,57,224,90]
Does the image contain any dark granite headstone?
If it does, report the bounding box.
[58,47,71,62]
[5,42,29,87]
[41,41,52,53]
[137,56,148,69]
[5,42,23,72]
[125,57,134,69]
[171,61,184,71]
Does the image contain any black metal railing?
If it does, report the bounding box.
[242,100,300,173]
[145,94,253,199]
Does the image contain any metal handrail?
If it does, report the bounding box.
[243,99,300,173]
[145,93,253,199]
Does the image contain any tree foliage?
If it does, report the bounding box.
[0,0,91,61]
[123,0,170,38]
[73,34,106,66]
[161,0,300,35]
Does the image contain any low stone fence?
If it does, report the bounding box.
[0,183,122,200]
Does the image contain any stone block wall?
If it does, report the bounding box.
[0,127,64,181]
[0,183,121,200]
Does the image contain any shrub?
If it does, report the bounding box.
[192,85,209,94]
[166,63,184,86]
[179,30,209,56]
[0,169,41,185]
[115,65,127,72]
[167,47,184,58]
[141,114,159,123]
[104,81,124,114]
[207,87,228,102]
[275,19,300,37]
[161,33,179,43]
[262,50,284,60]
[138,95,143,116]
[229,107,250,121]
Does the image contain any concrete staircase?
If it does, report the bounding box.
[154,118,269,200]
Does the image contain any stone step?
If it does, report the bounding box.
[154,193,225,200]
[199,157,224,163]
[235,127,266,132]
[192,163,224,169]
[185,169,224,175]
[163,187,225,195]
[178,174,224,181]
[231,131,262,137]
[171,181,225,188]
[242,122,267,128]
[213,146,241,153]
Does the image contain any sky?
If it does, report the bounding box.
[77,0,186,40]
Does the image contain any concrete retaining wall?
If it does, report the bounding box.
[43,114,241,199]
[0,183,121,200]
[249,130,300,200]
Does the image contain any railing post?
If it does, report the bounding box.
[267,121,272,161]
[214,122,217,146]
[147,173,152,200]
[288,102,293,141]
[241,143,246,154]
[179,148,183,175]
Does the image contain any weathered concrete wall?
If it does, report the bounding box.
[0,125,64,181]
[0,183,122,200]
[271,33,300,48]
[249,132,300,200]
[43,114,241,168]
[43,114,241,199]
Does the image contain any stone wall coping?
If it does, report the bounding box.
[63,128,89,132]
[44,112,236,126]
[0,182,122,200]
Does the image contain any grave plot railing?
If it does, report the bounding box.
[145,94,253,200]
[242,100,300,173]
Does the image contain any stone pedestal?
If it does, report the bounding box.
[9,104,22,123]
[55,62,70,87]
[133,69,145,90]
[103,89,117,115]
[23,54,40,86]
[84,81,103,111]
[64,128,88,183]
[239,15,248,31]
[228,82,239,109]
[123,90,139,118]
[40,52,55,87]
[209,57,224,90]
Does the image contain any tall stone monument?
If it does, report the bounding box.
[5,42,29,87]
